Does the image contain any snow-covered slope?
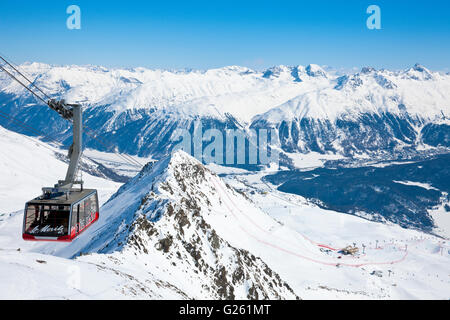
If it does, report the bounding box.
[0,125,121,213]
[1,148,448,299]
[0,127,296,299]
[0,128,185,299]
[35,151,299,299]
[0,250,187,299]
[213,166,450,299]
[1,62,448,160]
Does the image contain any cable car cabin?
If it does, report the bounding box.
[22,189,99,242]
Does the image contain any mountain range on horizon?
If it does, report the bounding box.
[0,61,449,166]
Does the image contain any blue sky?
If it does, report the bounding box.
[0,0,449,71]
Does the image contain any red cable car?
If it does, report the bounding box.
[22,189,99,242]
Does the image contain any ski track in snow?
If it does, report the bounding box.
[210,176,411,268]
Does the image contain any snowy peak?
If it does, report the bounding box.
[305,64,327,78]
[412,63,428,72]
[262,65,299,81]
[360,66,376,74]
[68,150,299,299]
[334,74,363,90]
[403,63,434,81]
[262,64,328,82]
[334,68,398,91]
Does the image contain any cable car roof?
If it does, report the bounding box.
[26,189,97,206]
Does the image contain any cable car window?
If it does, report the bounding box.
[70,204,79,235]
[85,194,97,222]
[78,201,86,230]
[24,204,39,231]
[25,204,70,236]
[90,194,98,216]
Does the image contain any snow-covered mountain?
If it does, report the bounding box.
[42,150,299,299]
[253,64,450,158]
[1,144,449,299]
[0,62,448,163]
[1,59,449,300]
[0,144,299,299]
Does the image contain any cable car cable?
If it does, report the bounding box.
[82,126,143,168]
[0,64,47,105]
[0,109,67,147]
[0,56,145,169]
[82,127,141,167]
[0,55,52,101]
[0,113,70,159]
[83,129,144,167]
[0,55,144,168]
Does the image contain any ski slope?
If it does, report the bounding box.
[208,166,450,299]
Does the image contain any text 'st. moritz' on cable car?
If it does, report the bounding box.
[23,189,99,242]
